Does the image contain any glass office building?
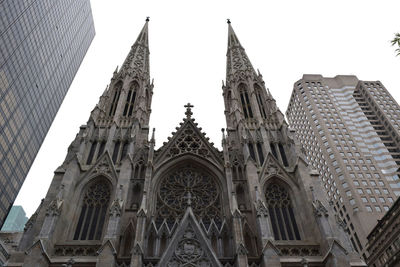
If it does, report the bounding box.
[0,0,95,226]
[1,205,28,232]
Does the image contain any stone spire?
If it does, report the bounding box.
[223,20,282,131]
[118,18,150,80]
[226,20,256,82]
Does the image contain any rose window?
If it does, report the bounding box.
[156,164,222,227]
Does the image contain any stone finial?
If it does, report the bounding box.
[146,16,150,22]
[227,18,231,24]
[184,103,194,119]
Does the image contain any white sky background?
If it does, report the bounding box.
[14,0,400,217]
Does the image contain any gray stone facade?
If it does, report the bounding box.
[367,196,400,266]
[5,20,365,266]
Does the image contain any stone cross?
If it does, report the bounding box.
[184,103,194,119]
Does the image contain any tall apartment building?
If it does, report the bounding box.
[0,0,95,226]
[286,74,400,259]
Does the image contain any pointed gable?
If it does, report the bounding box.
[82,151,118,182]
[158,207,223,267]
[155,105,223,167]
[259,153,295,186]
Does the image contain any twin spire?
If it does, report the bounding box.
[122,18,257,82]
[117,18,276,113]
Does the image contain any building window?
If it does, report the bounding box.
[270,143,278,159]
[109,81,122,116]
[254,84,267,119]
[248,143,256,161]
[123,81,138,116]
[112,140,129,164]
[239,84,253,119]
[256,142,264,165]
[112,141,121,164]
[278,143,289,167]
[73,180,111,240]
[86,141,97,165]
[265,183,300,241]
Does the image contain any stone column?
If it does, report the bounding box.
[255,199,273,244]
[231,209,248,266]
[261,244,281,267]
[104,188,124,240]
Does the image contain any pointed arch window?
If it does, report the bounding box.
[254,84,267,119]
[278,143,289,167]
[109,81,122,116]
[239,84,253,119]
[86,140,107,165]
[270,142,278,159]
[248,142,264,165]
[120,223,135,257]
[265,183,300,240]
[243,225,257,257]
[256,142,265,164]
[73,180,111,240]
[248,143,256,161]
[112,141,121,164]
[129,182,143,210]
[98,141,106,157]
[123,82,138,116]
[86,141,97,165]
[236,184,246,211]
[112,140,129,164]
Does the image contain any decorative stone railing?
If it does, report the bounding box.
[276,244,321,256]
[53,244,100,256]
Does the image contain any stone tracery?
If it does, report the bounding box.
[156,164,222,227]
[167,128,210,158]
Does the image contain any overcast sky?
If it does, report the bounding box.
[15,0,400,216]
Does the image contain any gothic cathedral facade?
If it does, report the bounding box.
[8,20,366,267]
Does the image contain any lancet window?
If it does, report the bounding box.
[254,84,267,119]
[248,142,265,165]
[236,184,247,210]
[86,141,97,165]
[243,224,257,257]
[120,223,135,257]
[232,161,244,181]
[112,140,129,164]
[109,81,122,116]
[123,81,138,116]
[73,180,111,240]
[86,140,106,165]
[98,141,106,157]
[270,142,289,167]
[256,142,265,165]
[270,142,278,159]
[130,183,142,210]
[156,164,222,228]
[278,143,289,167]
[239,83,253,119]
[265,183,300,240]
